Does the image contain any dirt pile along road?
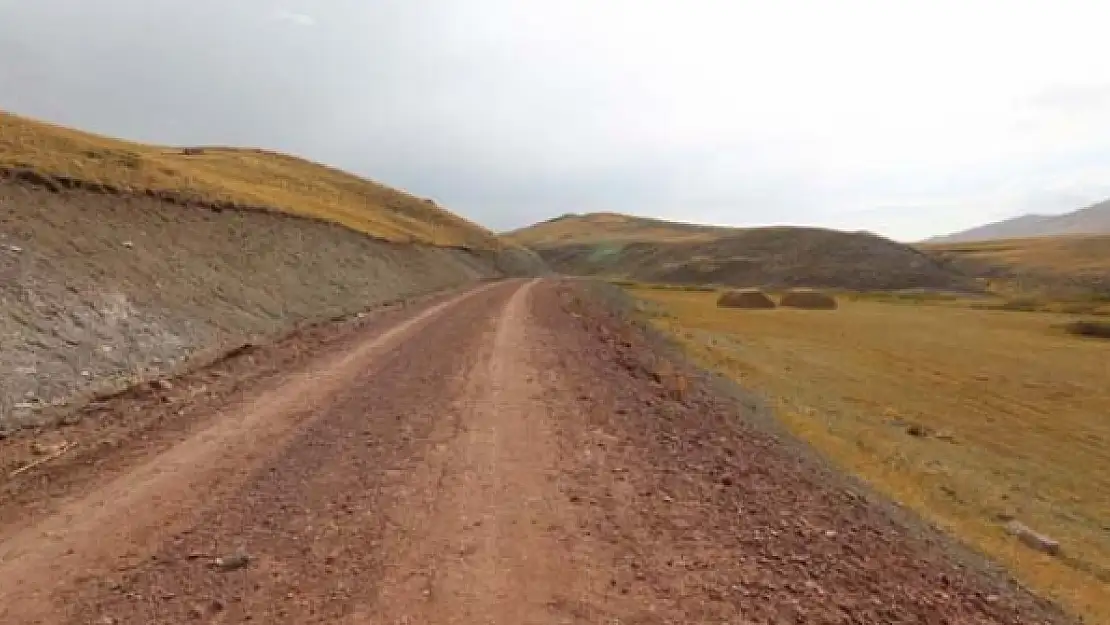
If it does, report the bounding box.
[0,279,1070,624]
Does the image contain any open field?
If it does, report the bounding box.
[628,285,1110,623]
[0,112,501,249]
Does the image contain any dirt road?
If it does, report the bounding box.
[0,279,1070,624]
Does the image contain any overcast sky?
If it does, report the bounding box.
[3,1,1110,241]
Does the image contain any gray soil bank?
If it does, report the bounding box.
[0,181,544,428]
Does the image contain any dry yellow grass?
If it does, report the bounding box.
[923,235,1110,276]
[631,286,1110,623]
[505,212,726,246]
[0,112,501,249]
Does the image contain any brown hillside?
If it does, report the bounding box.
[921,235,1110,297]
[508,212,730,246]
[508,213,976,292]
[0,111,501,249]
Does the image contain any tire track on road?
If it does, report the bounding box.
[360,278,592,624]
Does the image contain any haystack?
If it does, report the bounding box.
[717,288,776,309]
[780,288,838,310]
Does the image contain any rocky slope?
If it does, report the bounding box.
[0,177,543,429]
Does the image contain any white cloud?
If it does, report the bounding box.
[271,8,314,27]
[5,0,1110,241]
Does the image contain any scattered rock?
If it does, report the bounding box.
[187,604,205,619]
[934,431,958,443]
[30,440,68,456]
[212,552,252,571]
[1004,520,1061,556]
[906,423,931,437]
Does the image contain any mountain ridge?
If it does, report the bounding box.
[927,197,1110,243]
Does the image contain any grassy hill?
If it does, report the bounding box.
[922,235,1110,297]
[508,213,977,292]
[509,212,731,246]
[0,112,502,249]
[923,235,1110,275]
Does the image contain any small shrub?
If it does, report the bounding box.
[1064,320,1110,339]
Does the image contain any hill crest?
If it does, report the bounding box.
[508,212,976,292]
[928,198,1110,243]
[0,111,502,249]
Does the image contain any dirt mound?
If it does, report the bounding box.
[0,180,540,429]
[512,214,976,292]
[717,288,776,309]
[780,288,838,309]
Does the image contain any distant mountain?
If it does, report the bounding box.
[928,197,1110,243]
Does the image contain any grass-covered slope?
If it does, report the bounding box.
[508,213,976,292]
[922,235,1110,297]
[508,212,730,246]
[0,112,501,249]
[631,285,1110,622]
